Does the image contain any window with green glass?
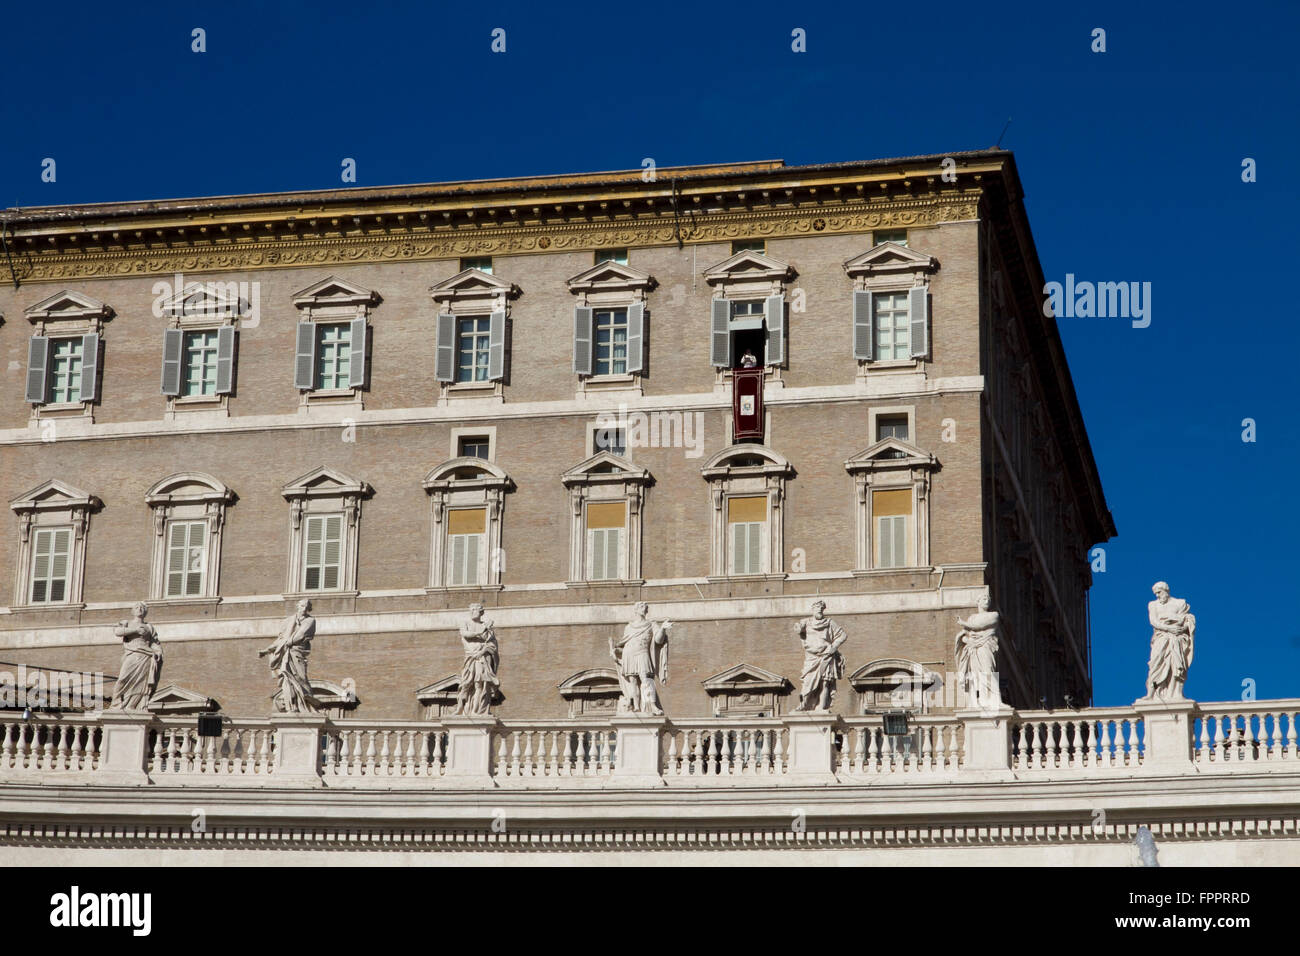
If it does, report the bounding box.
[873,292,911,360]
[457,316,492,383]
[47,338,84,404]
[182,329,220,397]
[315,323,352,390]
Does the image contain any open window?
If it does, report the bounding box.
[704,250,796,373]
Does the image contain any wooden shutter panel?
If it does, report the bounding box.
[909,286,929,359]
[572,306,593,375]
[853,290,874,361]
[710,299,731,367]
[435,313,456,382]
[215,325,236,394]
[488,309,506,381]
[877,516,892,569]
[625,302,645,374]
[347,317,368,388]
[764,294,785,366]
[25,336,49,403]
[80,333,100,402]
[161,328,184,396]
[294,321,317,390]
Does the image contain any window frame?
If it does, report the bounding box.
[145,472,235,603]
[10,479,101,610]
[23,290,112,425]
[701,445,794,581]
[292,276,380,414]
[566,260,656,396]
[158,280,243,419]
[844,438,938,573]
[28,525,74,604]
[282,467,371,599]
[423,459,513,593]
[562,453,651,586]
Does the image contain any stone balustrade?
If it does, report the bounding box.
[3,698,1300,788]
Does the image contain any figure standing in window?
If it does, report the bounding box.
[110,602,163,711]
[739,349,759,368]
[455,603,500,716]
[259,598,319,713]
[794,600,847,712]
[610,602,673,715]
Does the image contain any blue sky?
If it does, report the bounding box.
[3,1,1297,706]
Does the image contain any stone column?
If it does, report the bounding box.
[97,711,152,785]
[270,714,327,786]
[612,715,666,786]
[783,713,838,782]
[1133,698,1196,772]
[957,705,1014,772]
[442,715,499,785]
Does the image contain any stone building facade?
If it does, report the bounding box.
[0,151,1113,719]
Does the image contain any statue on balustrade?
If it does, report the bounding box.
[455,603,501,716]
[1142,581,1195,702]
[794,600,847,712]
[259,598,319,713]
[956,595,1003,710]
[110,601,163,711]
[610,602,672,715]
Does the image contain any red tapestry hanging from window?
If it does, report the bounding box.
[732,368,764,442]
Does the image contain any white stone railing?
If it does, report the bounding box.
[3,699,1300,788]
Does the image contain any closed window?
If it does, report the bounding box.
[446,508,486,586]
[732,240,766,254]
[165,520,207,597]
[457,316,492,383]
[315,323,353,390]
[183,330,220,397]
[458,436,490,459]
[47,338,84,404]
[877,415,909,441]
[873,489,912,568]
[585,501,626,580]
[874,230,907,246]
[30,527,72,603]
[594,309,628,375]
[595,427,627,457]
[727,496,767,575]
[303,514,344,590]
[595,248,628,265]
[873,292,911,360]
[460,257,493,275]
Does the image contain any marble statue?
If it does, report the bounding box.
[1142,581,1195,702]
[956,595,1003,709]
[259,598,318,713]
[610,602,672,715]
[794,600,846,712]
[455,603,500,716]
[110,602,163,711]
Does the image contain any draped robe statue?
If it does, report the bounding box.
[259,599,318,713]
[794,601,847,712]
[455,604,500,716]
[610,602,672,715]
[111,602,162,711]
[956,595,1002,709]
[1143,582,1195,702]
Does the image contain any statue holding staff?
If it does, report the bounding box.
[610,602,672,715]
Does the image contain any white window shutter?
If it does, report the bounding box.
[215,325,236,394]
[347,317,368,388]
[80,333,100,402]
[294,321,317,390]
[853,290,874,361]
[573,306,593,375]
[764,294,785,366]
[488,309,506,381]
[25,336,49,404]
[710,299,731,367]
[626,302,645,374]
[161,328,184,396]
[435,313,456,382]
[909,286,929,359]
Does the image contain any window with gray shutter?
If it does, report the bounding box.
[347,317,367,389]
[294,321,317,390]
[853,290,874,361]
[80,333,100,402]
[161,328,184,396]
[710,299,731,367]
[435,313,456,382]
[25,336,49,404]
[215,325,236,394]
[573,306,593,376]
[764,294,785,366]
[625,302,645,374]
[909,286,929,359]
[488,309,506,381]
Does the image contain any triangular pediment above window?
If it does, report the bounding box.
[566,261,657,294]
[159,281,248,318]
[562,451,652,487]
[281,466,371,499]
[703,250,796,285]
[10,478,101,513]
[25,290,113,322]
[292,275,381,309]
[147,684,219,714]
[844,438,938,472]
[703,663,792,694]
[416,674,461,702]
[429,268,520,303]
[843,242,939,278]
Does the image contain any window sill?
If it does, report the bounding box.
[565,579,646,589]
[282,589,360,601]
[424,584,505,595]
[298,390,363,416]
[166,395,230,421]
[706,573,787,584]
[440,381,504,405]
[30,402,94,423]
[146,595,223,608]
[850,567,934,577]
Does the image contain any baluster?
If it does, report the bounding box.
[1288,712,1298,759]
[508,731,520,776]
[526,731,539,776]
[206,733,219,774]
[55,724,71,770]
[148,727,164,774]
[176,728,192,772]
[1208,714,1221,761]
[70,725,86,772]
[1265,713,1278,761]
[666,731,679,776]
[1,722,13,770]
[1095,720,1110,768]
[39,724,54,770]
[359,730,374,775]
[774,727,786,774]
[559,731,573,777]
[432,731,445,774]
[543,730,556,777]
[1021,722,1036,770]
